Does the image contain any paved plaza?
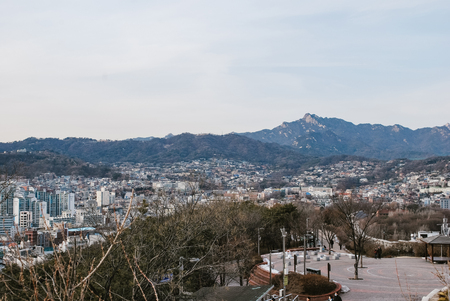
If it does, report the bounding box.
[263,249,445,300]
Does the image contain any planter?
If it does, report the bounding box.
[293,282,342,301]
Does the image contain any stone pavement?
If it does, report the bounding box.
[262,249,444,301]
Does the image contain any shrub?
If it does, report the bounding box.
[273,273,336,296]
[286,273,304,295]
[412,242,427,257]
[380,246,399,258]
[363,241,417,258]
[301,274,336,295]
[363,241,377,258]
[272,273,282,290]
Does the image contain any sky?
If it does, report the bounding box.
[1,0,449,142]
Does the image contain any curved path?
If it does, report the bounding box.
[262,250,443,300]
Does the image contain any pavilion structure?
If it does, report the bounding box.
[421,217,450,263]
[422,235,450,263]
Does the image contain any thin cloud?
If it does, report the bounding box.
[0,0,448,141]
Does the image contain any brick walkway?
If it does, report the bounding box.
[263,250,444,301]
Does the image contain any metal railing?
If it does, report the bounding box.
[266,293,298,301]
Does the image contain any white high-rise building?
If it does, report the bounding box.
[109,191,115,205]
[96,187,110,207]
[19,211,32,228]
[13,197,20,225]
[57,191,75,215]
[31,199,48,227]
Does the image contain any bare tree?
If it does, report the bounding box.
[315,207,340,255]
[0,190,135,301]
[333,197,382,280]
[0,188,264,300]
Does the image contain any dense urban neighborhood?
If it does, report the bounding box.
[2,156,450,249]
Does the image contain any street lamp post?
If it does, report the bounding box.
[258,228,264,255]
[321,225,324,249]
[179,257,200,295]
[280,227,287,300]
[179,257,184,295]
[304,218,309,276]
[269,250,272,284]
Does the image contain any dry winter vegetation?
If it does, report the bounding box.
[0,189,313,301]
[1,182,448,300]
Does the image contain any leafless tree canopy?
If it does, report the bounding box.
[0,193,279,301]
[332,197,382,279]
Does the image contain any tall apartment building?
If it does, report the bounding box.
[31,200,48,228]
[49,193,62,217]
[35,189,56,216]
[35,190,75,217]
[35,189,50,205]
[12,194,34,220]
[59,191,75,215]
[0,194,14,215]
[19,211,32,228]
[0,189,75,230]
[0,215,15,236]
[96,187,114,207]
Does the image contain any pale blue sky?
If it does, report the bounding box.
[1,0,449,142]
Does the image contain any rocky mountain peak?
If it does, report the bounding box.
[239,113,450,159]
[302,113,320,125]
[391,125,403,133]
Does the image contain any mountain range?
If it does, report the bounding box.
[1,114,449,169]
[0,134,311,168]
[240,113,450,160]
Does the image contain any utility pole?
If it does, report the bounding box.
[281,228,287,300]
[269,250,272,284]
[179,257,199,296]
[258,228,264,255]
[179,257,184,295]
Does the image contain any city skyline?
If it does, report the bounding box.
[1,0,449,142]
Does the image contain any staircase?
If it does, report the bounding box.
[248,263,278,286]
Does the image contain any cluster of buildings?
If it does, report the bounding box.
[284,160,450,208]
[0,158,449,251]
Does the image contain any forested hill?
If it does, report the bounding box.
[0,134,312,168]
[0,151,113,178]
[1,140,449,180]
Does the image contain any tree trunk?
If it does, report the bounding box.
[237,258,243,286]
[360,250,363,268]
[354,254,359,279]
[220,266,226,286]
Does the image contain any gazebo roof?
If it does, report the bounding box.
[421,235,450,245]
